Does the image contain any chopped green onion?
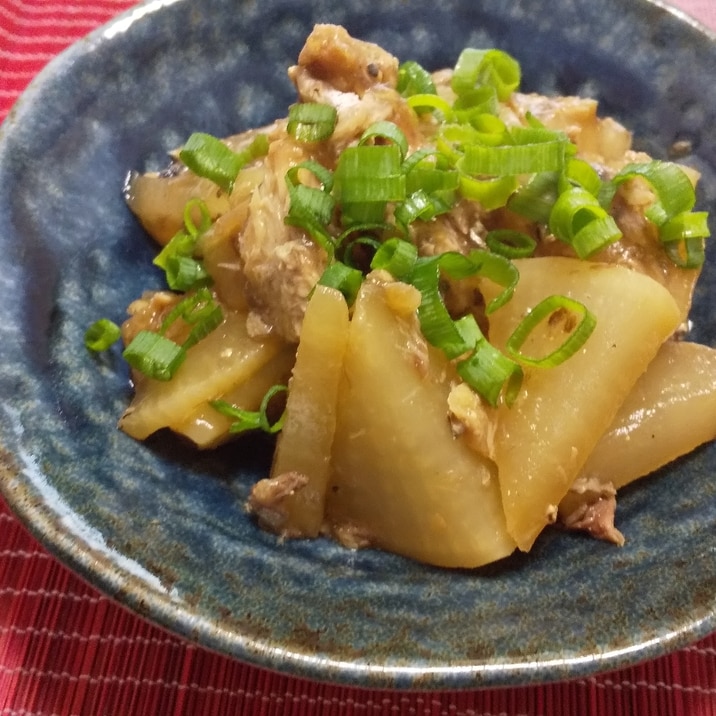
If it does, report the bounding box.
[485,229,537,259]
[407,93,454,118]
[506,294,596,368]
[234,133,270,167]
[406,254,524,405]
[454,315,523,407]
[410,257,472,359]
[507,171,560,223]
[154,198,212,273]
[287,103,337,143]
[359,121,409,160]
[84,318,121,352]
[453,86,499,118]
[410,249,518,355]
[284,160,337,256]
[317,261,364,305]
[403,150,459,211]
[394,189,446,229]
[600,161,695,225]
[397,60,437,100]
[211,384,288,435]
[160,287,223,350]
[464,113,507,146]
[334,144,406,225]
[451,48,521,101]
[563,158,602,197]
[664,236,707,269]
[183,197,212,237]
[599,161,708,267]
[340,236,382,269]
[122,330,186,381]
[465,249,519,313]
[549,186,622,258]
[370,237,418,280]
[154,229,197,271]
[458,136,566,176]
[659,211,709,268]
[335,145,405,203]
[179,133,244,194]
[164,255,212,291]
[458,174,518,210]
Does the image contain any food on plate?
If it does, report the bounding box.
[90,24,715,568]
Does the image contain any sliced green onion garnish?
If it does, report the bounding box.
[507,171,560,223]
[370,237,418,280]
[160,287,223,349]
[454,315,523,407]
[599,161,708,267]
[183,197,212,238]
[122,330,186,381]
[284,160,337,256]
[334,144,406,225]
[506,294,596,368]
[234,133,270,173]
[317,261,364,305]
[84,318,121,352]
[464,113,507,146]
[154,229,197,271]
[410,256,473,359]
[485,229,537,259]
[410,250,518,358]
[465,249,519,313]
[359,121,409,160]
[394,189,445,229]
[341,236,382,268]
[458,173,518,210]
[397,60,437,99]
[211,384,288,435]
[458,136,566,176]
[179,133,244,194]
[452,86,499,118]
[164,255,212,291]
[563,158,602,197]
[600,161,696,225]
[154,198,212,272]
[287,103,337,143]
[334,145,405,203]
[406,93,454,118]
[659,211,709,268]
[549,186,622,258]
[451,48,521,101]
[664,236,707,269]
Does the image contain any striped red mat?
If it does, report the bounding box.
[1,1,716,714]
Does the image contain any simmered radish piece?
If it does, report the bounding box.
[260,286,350,537]
[125,170,232,245]
[575,340,716,490]
[326,278,516,568]
[198,204,252,312]
[482,257,681,551]
[171,347,295,449]
[119,310,285,440]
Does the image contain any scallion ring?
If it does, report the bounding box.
[506,294,596,368]
[84,318,121,352]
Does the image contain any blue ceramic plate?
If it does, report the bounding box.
[1,0,715,690]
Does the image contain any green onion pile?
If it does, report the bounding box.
[86,44,710,422]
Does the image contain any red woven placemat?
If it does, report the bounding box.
[1,2,715,714]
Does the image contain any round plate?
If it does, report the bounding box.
[1,0,715,690]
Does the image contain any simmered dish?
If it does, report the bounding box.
[90,24,716,568]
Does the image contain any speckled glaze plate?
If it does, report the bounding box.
[1,0,715,690]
